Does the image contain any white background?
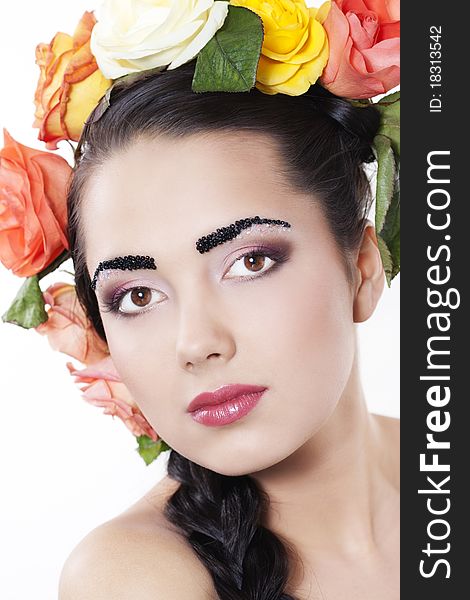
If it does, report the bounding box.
[0,2,400,598]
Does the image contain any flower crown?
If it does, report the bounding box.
[0,0,400,465]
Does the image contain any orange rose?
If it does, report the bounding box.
[33,11,111,150]
[320,0,399,98]
[35,282,109,364]
[66,356,159,441]
[0,130,70,277]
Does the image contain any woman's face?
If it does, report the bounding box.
[82,132,357,476]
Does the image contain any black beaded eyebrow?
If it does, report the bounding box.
[195,215,291,254]
[90,216,291,290]
[91,255,156,290]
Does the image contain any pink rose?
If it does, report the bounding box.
[320,0,400,98]
[35,282,109,364]
[66,356,158,441]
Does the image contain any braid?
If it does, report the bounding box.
[164,450,300,600]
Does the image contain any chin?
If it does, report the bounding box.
[165,402,336,476]
[186,438,307,478]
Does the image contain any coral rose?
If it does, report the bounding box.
[320,0,400,98]
[33,11,111,150]
[90,0,229,79]
[66,356,159,441]
[0,130,70,277]
[231,0,330,95]
[35,282,109,364]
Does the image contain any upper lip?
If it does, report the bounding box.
[187,384,267,413]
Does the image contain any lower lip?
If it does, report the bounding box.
[189,391,266,426]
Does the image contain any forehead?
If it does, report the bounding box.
[81,131,312,275]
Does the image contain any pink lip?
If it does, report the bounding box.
[187,384,267,426]
[187,384,267,412]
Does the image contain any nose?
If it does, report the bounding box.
[175,289,236,372]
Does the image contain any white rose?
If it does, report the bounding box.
[90,0,229,79]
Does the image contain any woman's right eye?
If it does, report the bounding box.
[102,286,164,316]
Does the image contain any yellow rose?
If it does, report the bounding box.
[231,0,330,95]
[33,12,111,150]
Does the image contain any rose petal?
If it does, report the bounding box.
[361,36,400,72]
[257,55,301,86]
[168,1,229,70]
[0,130,71,276]
[347,12,378,51]
[33,12,110,147]
[320,2,350,86]
[321,0,399,98]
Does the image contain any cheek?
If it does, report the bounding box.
[103,319,172,403]
[253,266,355,427]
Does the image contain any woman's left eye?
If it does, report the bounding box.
[224,249,279,280]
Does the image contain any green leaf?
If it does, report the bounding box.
[379,184,400,285]
[374,91,400,159]
[136,435,171,466]
[373,134,396,233]
[349,99,373,107]
[192,5,263,93]
[1,275,48,329]
[373,128,400,286]
[376,90,400,105]
[353,93,400,285]
[377,235,393,287]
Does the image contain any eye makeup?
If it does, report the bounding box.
[99,241,292,319]
[90,216,293,290]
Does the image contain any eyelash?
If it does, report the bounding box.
[100,244,290,319]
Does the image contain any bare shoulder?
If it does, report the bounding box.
[59,476,217,600]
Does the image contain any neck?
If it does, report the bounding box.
[250,351,399,561]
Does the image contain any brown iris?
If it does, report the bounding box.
[245,254,265,272]
[130,287,152,307]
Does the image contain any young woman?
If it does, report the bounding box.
[58,62,399,599]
